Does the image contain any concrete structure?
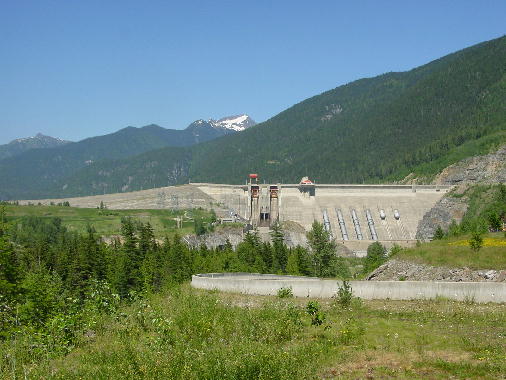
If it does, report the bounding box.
[22,181,452,252]
[192,273,506,304]
[193,182,452,250]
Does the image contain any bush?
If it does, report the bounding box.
[433,226,445,240]
[363,242,387,274]
[306,301,325,326]
[277,287,293,298]
[334,280,354,308]
[469,231,483,252]
[389,244,403,256]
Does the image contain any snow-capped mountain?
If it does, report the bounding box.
[210,114,256,131]
[0,133,71,160]
[185,115,256,137]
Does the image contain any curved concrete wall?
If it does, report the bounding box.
[191,273,506,303]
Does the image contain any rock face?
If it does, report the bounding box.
[367,259,506,282]
[415,196,468,240]
[434,144,506,185]
[416,144,506,239]
[183,228,244,250]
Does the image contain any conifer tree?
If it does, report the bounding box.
[306,221,336,277]
[0,209,19,302]
[270,222,287,272]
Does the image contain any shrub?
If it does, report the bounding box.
[363,242,387,274]
[277,287,293,298]
[433,226,445,240]
[306,301,325,326]
[469,231,483,252]
[334,281,354,308]
[389,244,403,256]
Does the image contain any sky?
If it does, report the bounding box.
[1,1,505,144]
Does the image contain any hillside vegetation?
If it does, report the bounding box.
[0,122,226,200]
[394,232,506,270]
[3,36,505,200]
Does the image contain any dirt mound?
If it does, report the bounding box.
[367,259,506,282]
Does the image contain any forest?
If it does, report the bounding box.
[0,207,374,349]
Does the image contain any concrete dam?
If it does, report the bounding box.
[22,177,452,252]
[193,181,452,251]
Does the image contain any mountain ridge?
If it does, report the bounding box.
[0,115,254,199]
[1,35,506,199]
[0,133,71,160]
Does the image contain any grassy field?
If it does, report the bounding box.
[394,232,506,270]
[6,285,504,380]
[2,204,213,238]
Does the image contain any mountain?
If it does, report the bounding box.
[210,115,257,131]
[184,115,256,142]
[3,36,506,200]
[0,133,70,160]
[0,116,254,199]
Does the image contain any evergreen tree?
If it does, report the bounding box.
[433,226,445,240]
[169,234,192,283]
[363,242,387,273]
[270,222,287,272]
[120,217,140,290]
[488,213,502,232]
[306,221,336,277]
[286,250,300,275]
[469,231,483,252]
[18,267,64,327]
[295,246,313,276]
[0,210,19,302]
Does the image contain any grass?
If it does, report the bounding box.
[2,204,213,238]
[3,285,505,379]
[393,232,506,270]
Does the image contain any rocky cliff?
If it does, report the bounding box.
[415,144,506,239]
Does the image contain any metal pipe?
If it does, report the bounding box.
[336,208,349,240]
[351,209,363,240]
[322,209,332,238]
[366,209,378,240]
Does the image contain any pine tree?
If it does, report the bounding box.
[169,234,192,283]
[0,213,19,302]
[286,250,300,275]
[270,222,287,272]
[120,217,140,290]
[306,221,336,277]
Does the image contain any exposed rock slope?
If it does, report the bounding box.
[434,144,506,185]
[367,259,506,282]
[416,144,506,239]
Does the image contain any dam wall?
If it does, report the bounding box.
[194,183,452,242]
[192,273,506,304]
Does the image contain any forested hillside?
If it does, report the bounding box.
[0,133,70,160]
[0,121,237,199]
[2,36,505,199]
[189,35,506,184]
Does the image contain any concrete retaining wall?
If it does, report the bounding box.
[191,273,506,303]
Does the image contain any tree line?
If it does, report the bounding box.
[0,211,363,344]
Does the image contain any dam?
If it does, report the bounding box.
[20,175,452,252]
[193,179,452,251]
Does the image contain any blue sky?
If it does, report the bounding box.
[1,0,505,144]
